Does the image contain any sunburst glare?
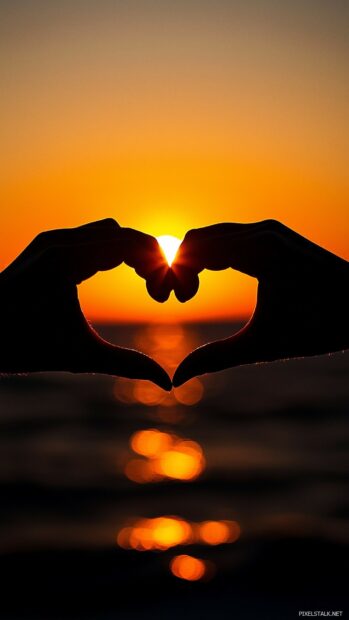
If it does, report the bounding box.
[156,235,182,266]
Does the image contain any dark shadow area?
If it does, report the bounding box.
[0,322,348,618]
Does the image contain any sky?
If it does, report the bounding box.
[1,0,348,322]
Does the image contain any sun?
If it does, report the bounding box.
[157,235,182,266]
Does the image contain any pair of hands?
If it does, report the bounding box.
[0,218,348,389]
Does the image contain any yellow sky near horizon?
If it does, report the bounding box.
[1,1,348,322]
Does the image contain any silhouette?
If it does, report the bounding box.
[172,220,349,386]
[0,218,171,390]
[2,218,348,389]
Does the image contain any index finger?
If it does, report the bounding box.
[172,221,285,279]
[122,228,174,301]
[121,228,167,278]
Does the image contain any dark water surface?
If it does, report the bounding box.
[0,322,348,619]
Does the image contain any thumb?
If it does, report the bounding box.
[77,336,172,391]
[172,329,259,387]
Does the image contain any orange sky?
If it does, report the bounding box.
[1,1,348,322]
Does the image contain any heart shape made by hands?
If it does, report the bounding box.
[3,217,344,389]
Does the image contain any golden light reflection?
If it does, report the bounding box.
[151,517,193,549]
[132,382,168,407]
[156,235,182,266]
[124,458,162,484]
[134,324,200,376]
[117,516,193,551]
[154,440,204,481]
[173,379,204,405]
[115,324,233,576]
[125,429,205,483]
[115,377,204,408]
[130,429,173,457]
[170,555,207,581]
[133,324,186,352]
[198,520,241,545]
[114,324,204,409]
[116,517,240,551]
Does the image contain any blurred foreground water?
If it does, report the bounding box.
[0,322,348,619]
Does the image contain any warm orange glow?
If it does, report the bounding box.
[117,516,193,550]
[132,324,204,408]
[154,440,205,481]
[174,379,204,406]
[114,326,204,410]
[2,3,347,323]
[150,517,192,549]
[132,382,168,406]
[133,324,186,352]
[130,380,204,408]
[130,429,173,457]
[199,520,241,545]
[126,429,205,483]
[156,235,182,266]
[117,526,134,549]
[156,450,199,480]
[170,555,206,581]
[124,458,161,484]
[116,516,240,551]
[129,526,153,551]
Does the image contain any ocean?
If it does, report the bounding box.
[1,322,348,619]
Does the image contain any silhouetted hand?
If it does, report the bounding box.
[173,220,349,386]
[0,219,171,390]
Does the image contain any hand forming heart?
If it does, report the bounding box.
[1,218,348,388]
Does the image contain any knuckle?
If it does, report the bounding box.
[30,230,56,254]
[261,220,288,249]
[102,218,119,228]
[33,230,50,245]
[262,219,282,232]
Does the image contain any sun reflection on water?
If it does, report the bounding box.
[114,324,240,580]
[114,376,203,408]
[117,517,240,552]
[131,429,173,457]
[170,555,210,581]
[117,516,193,551]
[125,429,205,483]
[114,324,204,407]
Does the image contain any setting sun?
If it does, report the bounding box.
[157,235,182,267]
[1,1,347,326]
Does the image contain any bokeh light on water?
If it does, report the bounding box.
[2,320,348,613]
[131,429,173,457]
[117,516,193,551]
[170,555,208,581]
[199,520,240,545]
[115,323,240,579]
[114,324,203,407]
[125,429,205,483]
[116,517,240,551]
[114,376,203,408]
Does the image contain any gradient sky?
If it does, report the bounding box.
[1,0,348,322]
